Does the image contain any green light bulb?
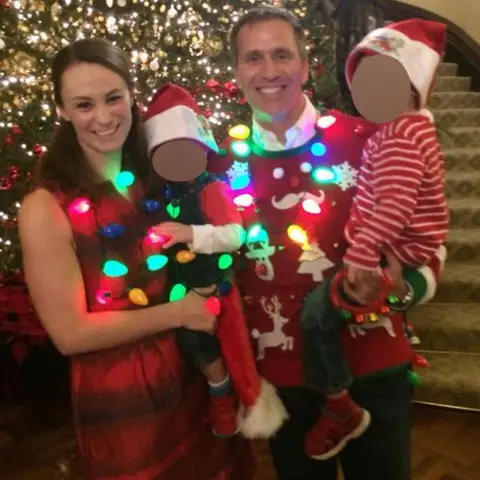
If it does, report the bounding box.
[169,283,187,302]
[167,203,180,219]
[115,171,135,189]
[312,167,335,183]
[103,260,128,277]
[230,140,251,157]
[146,254,168,271]
[218,253,233,270]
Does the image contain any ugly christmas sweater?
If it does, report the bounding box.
[221,109,446,388]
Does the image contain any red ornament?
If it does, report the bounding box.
[238,97,247,105]
[206,78,220,90]
[224,81,239,97]
[205,296,221,316]
[203,109,212,118]
[412,353,430,369]
[11,125,24,135]
[4,135,14,146]
[314,63,325,76]
[33,143,45,156]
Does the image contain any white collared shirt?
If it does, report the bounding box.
[251,95,318,151]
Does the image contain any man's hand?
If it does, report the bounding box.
[152,222,193,249]
[343,264,383,305]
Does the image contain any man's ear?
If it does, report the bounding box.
[301,59,309,84]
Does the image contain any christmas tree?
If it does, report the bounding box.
[0,0,340,278]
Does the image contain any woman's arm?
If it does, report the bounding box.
[19,189,214,356]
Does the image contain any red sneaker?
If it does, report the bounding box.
[304,400,371,460]
[209,393,239,437]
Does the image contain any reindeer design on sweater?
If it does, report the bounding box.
[252,295,294,361]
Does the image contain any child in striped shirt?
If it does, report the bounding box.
[302,19,448,461]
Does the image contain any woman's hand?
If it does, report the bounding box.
[151,222,193,249]
[178,289,217,332]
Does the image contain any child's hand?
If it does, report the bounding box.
[344,264,383,305]
[152,222,193,249]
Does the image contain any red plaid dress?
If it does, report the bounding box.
[55,180,254,480]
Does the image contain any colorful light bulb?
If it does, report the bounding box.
[317,115,336,129]
[287,225,308,246]
[146,254,169,271]
[301,199,321,214]
[231,174,250,191]
[230,140,251,157]
[312,167,335,183]
[103,260,128,277]
[167,203,180,219]
[233,193,254,208]
[176,250,196,264]
[114,171,135,189]
[218,253,233,270]
[95,289,112,305]
[146,229,170,246]
[69,197,91,215]
[311,142,327,157]
[143,199,161,213]
[128,288,149,306]
[205,296,221,316]
[99,223,126,238]
[229,124,250,140]
[169,283,187,302]
[246,224,268,243]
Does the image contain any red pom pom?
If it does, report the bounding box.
[205,296,221,316]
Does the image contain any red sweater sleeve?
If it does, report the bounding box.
[200,181,243,226]
[344,135,424,269]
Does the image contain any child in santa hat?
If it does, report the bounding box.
[301,19,449,460]
[143,83,288,440]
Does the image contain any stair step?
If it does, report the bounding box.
[437,62,458,76]
[434,76,472,92]
[444,147,480,172]
[409,303,480,353]
[446,228,480,262]
[434,108,480,128]
[438,126,480,148]
[448,196,480,228]
[414,352,480,411]
[435,261,480,303]
[429,91,480,109]
[445,170,480,198]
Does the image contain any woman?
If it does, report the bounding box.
[18,38,254,479]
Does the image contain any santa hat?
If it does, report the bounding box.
[217,286,288,438]
[345,19,447,108]
[144,83,219,157]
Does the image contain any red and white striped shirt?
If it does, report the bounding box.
[344,113,449,270]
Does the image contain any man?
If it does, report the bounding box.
[222,5,446,480]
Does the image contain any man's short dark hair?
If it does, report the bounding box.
[229,5,307,64]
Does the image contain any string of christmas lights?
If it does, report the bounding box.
[0,0,339,276]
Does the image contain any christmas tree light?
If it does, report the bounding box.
[0,0,340,276]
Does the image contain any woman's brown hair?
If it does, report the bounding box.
[37,38,149,195]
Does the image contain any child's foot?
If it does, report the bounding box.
[209,393,239,437]
[208,375,238,437]
[304,394,371,460]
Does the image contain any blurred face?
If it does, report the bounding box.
[234,19,308,122]
[58,62,133,160]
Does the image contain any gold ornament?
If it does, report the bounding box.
[203,35,224,57]
[164,34,174,46]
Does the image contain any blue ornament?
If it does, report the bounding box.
[218,280,232,296]
[99,223,126,238]
[143,199,161,213]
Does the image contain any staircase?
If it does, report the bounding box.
[409,61,480,411]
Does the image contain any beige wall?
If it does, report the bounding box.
[397,0,480,44]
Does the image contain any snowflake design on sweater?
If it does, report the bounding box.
[226,160,249,181]
[332,161,358,191]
